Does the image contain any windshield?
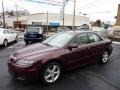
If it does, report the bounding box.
[43,32,74,47]
[26,28,39,33]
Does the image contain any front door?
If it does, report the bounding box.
[63,33,90,69]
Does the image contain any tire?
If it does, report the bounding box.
[41,62,62,84]
[25,41,29,45]
[3,39,8,47]
[99,51,109,64]
[15,36,18,43]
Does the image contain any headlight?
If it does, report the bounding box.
[16,60,36,66]
[10,54,16,60]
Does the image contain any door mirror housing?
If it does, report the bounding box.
[68,43,78,50]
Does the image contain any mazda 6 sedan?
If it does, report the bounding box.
[8,31,113,84]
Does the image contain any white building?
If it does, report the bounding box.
[0,13,90,28]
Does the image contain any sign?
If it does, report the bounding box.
[49,22,60,26]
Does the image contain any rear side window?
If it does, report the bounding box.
[3,30,9,34]
[73,33,89,45]
[88,33,102,43]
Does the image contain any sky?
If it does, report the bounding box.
[0,0,120,23]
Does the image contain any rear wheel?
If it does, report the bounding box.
[41,62,62,84]
[25,41,29,45]
[3,39,8,47]
[100,51,109,64]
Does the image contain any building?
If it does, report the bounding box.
[0,13,90,31]
[116,4,120,26]
[114,4,120,30]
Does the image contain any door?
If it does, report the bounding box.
[3,30,11,43]
[63,33,90,69]
[87,33,104,61]
[8,30,16,41]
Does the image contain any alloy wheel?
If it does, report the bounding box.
[102,51,109,63]
[44,64,61,83]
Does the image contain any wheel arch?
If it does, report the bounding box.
[40,58,65,71]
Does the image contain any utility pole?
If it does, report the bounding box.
[47,11,49,34]
[72,0,76,31]
[62,0,65,27]
[2,1,5,28]
[15,4,19,28]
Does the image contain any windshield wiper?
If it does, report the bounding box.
[43,43,53,47]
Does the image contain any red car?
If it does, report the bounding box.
[8,31,113,84]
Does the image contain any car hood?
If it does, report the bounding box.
[13,43,59,59]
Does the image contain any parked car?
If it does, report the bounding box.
[8,31,112,84]
[24,27,45,45]
[76,24,91,31]
[57,27,70,32]
[0,28,18,46]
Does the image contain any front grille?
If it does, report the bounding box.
[9,55,17,64]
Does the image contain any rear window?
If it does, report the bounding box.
[26,28,39,33]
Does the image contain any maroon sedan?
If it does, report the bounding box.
[8,31,112,84]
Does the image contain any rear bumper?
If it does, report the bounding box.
[24,38,43,43]
[0,40,3,45]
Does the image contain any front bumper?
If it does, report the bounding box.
[8,63,40,81]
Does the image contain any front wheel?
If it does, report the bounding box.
[41,62,62,84]
[100,51,109,64]
[3,39,8,47]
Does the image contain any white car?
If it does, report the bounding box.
[0,28,18,46]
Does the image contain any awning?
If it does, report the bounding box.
[49,22,60,26]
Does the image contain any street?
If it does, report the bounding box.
[0,38,119,90]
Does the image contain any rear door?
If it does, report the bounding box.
[8,30,16,41]
[87,33,104,61]
[3,30,11,43]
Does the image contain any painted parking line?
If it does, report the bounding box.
[112,41,120,45]
[8,41,25,49]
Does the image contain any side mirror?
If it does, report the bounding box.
[68,43,78,50]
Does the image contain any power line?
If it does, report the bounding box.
[75,0,101,11]
[75,0,112,13]
[83,11,111,15]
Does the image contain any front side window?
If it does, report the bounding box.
[73,33,89,45]
[88,33,102,43]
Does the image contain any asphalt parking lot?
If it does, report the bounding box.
[0,38,120,90]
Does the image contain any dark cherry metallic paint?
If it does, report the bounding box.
[8,31,113,81]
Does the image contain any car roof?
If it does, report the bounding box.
[63,30,94,35]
